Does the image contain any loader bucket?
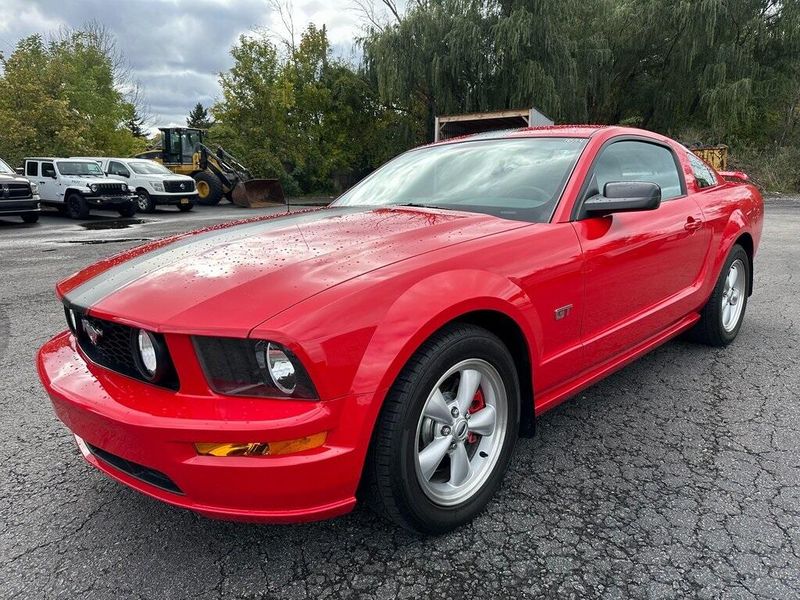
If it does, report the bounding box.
[231,179,286,208]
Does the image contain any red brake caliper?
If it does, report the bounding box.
[467,388,486,444]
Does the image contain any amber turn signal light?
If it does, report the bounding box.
[195,432,327,457]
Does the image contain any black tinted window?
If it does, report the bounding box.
[592,141,683,200]
[109,161,129,176]
[687,152,718,188]
[42,162,55,177]
[26,162,38,177]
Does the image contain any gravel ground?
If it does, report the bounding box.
[1,199,798,599]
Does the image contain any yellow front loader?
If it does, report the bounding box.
[136,128,284,208]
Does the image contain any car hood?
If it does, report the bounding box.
[58,206,524,335]
[62,176,114,186]
[0,173,30,185]
[139,174,193,182]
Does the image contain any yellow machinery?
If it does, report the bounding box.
[691,145,728,171]
[135,128,284,208]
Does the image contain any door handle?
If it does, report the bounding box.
[684,217,703,232]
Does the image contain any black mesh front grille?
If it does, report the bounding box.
[73,313,179,390]
[4,183,32,199]
[94,182,127,195]
[163,180,195,193]
[86,443,183,495]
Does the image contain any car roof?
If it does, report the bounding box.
[25,157,99,161]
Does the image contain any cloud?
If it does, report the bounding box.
[0,0,366,129]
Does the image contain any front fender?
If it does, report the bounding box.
[351,269,536,396]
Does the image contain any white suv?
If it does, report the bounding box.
[99,158,198,213]
[24,158,137,219]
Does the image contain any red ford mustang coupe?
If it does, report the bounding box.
[38,126,763,533]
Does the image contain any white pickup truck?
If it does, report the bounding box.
[23,158,137,219]
[97,158,198,213]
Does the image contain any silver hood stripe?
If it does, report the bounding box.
[63,207,363,310]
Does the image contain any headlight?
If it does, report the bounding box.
[151,182,164,192]
[193,337,317,399]
[89,184,98,193]
[64,307,80,334]
[132,328,170,382]
[30,182,39,195]
[265,343,296,394]
[121,183,129,192]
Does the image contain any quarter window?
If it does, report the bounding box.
[687,152,718,188]
[590,141,683,201]
[26,162,38,177]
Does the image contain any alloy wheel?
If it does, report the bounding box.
[721,258,746,332]
[414,358,508,506]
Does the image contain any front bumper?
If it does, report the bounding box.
[37,331,360,522]
[151,192,199,206]
[0,198,40,216]
[85,194,137,208]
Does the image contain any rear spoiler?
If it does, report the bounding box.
[719,171,749,183]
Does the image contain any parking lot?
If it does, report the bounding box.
[1,198,799,599]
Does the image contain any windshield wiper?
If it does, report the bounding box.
[393,202,457,211]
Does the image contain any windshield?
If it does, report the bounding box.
[0,158,14,175]
[57,161,104,177]
[129,160,173,175]
[333,137,588,222]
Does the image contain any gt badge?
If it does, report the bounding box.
[554,304,573,321]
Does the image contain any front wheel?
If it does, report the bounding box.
[364,324,520,533]
[66,194,89,219]
[118,203,137,218]
[177,202,194,212]
[689,244,750,346]
[136,190,155,213]
[21,213,39,224]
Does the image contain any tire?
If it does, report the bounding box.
[136,189,155,213]
[21,213,39,224]
[688,244,750,346]
[66,194,89,219]
[364,323,520,534]
[193,171,224,206]
[118,203,137,218]
[177,202,194,212]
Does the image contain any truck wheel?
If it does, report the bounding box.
[136,190,156,213]
[688,244,750,346]
[363,324,520,533]
[118,204,137,218]
[177,203,194,212]
[21,214,39,224]
[193,171,223,206]
[66,194,89,219]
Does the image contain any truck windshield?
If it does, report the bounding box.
[332,137,588,223]
[129,161,173,175]
[0,159,13,174]
[57,161,104,177]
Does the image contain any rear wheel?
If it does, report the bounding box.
[177,202,193,212]
[136,190,155,213]
[364,324,520,533]
[689,244,750,346]
[21,213,39,224]
[66,194,89,219]
[193,171,223,206]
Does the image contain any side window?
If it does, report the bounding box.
[41,162,56,178]
[109,161,130,177]
[26,161,38,177]
[591,141,683,200]
[687,152,718,188]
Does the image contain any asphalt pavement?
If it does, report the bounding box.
[1,199,798,599]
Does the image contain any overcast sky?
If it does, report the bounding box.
[0,0,376,129]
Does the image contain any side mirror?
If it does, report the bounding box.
[581,181,661,218]
[15,167,23,175]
